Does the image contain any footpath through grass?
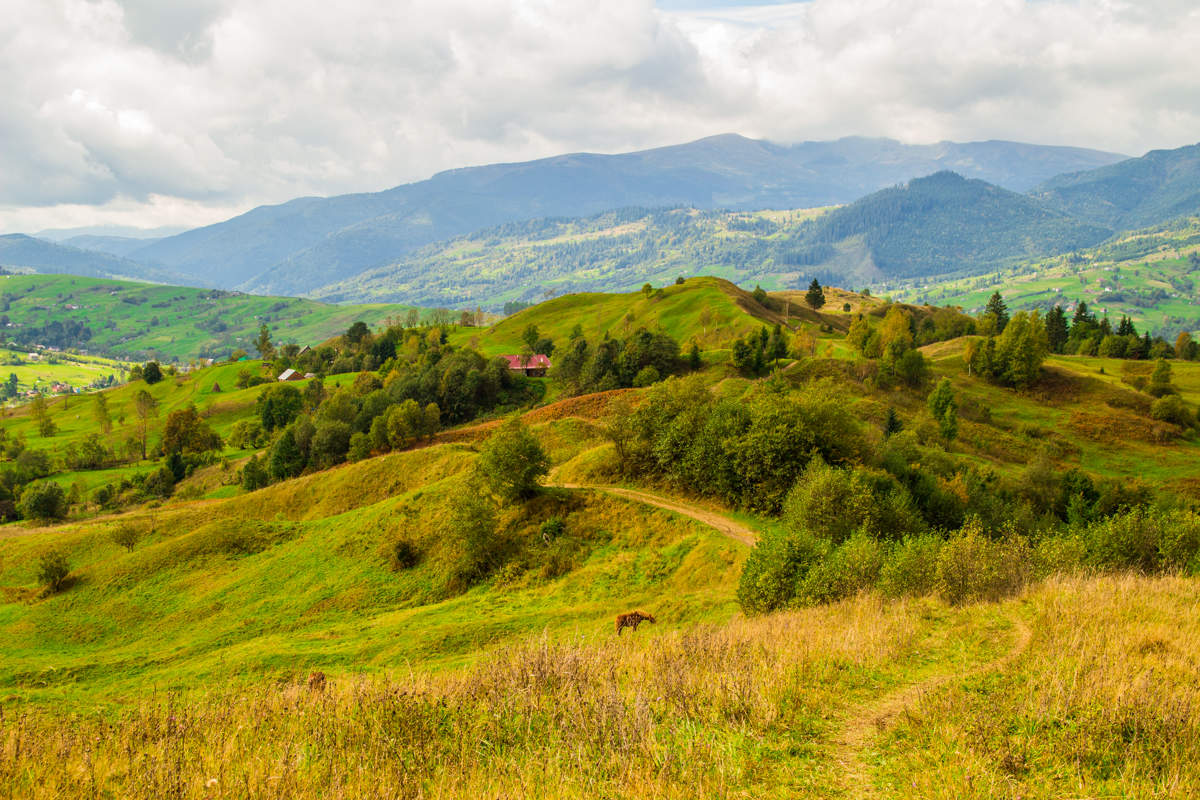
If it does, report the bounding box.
[4,575,1193,798]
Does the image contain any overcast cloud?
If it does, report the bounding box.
[2,0,1198,233]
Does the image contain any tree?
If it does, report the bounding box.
[805,279,826,310]
[689,342,702,370]
[257,384,304,431]
[752,285,769,306]
[36,548,71,592]
[19,482,68,522]
[477,417,550,502]
[447,477,501,586]
[92,392,112,434]
[109,524,142,552]
[992,311,1049,388]
[29,394,56,438]
[133,389,158,460]
[241,455,270,491]
[1176,331,1195,361]
[1046,306,1069,354]
[268,428,306,480]
[984,291,1009,333]
[884,407,903,437]
[927,378,958,441]
[256,324,274,360]
[345,320,370,345]
[161,405,222,456]
[142,361,163,385]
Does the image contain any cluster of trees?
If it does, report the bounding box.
[964,309,1050,389]
[847,306,930,387]
[241,335,536,491]
[730,325,788,376]
[608,376,866,513]
[552,326,688,395]
[1045,299,1178,360]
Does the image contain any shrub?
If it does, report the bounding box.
[935,522,1030,605]
[447,486,503,587]
[18,481,67,522]
[36,549,71,592]
[797,531,884,605]
[879,533,943,598]
[390,539,421,570]
[1150,394,1193,427]
[143,465,176,498]
[539,516,565,542]
[1158,511,1200,574]
[109,524,142,552]
[477,418,550,503]
[736,529,827,614]
[633,365,660,387]
[1032,534,1087,579]
[1083,509,1162,571]
[310,420,352,469]
[348,432,372,462]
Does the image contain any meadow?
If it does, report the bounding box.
[0,273,419,362]
[2,276,1200,797]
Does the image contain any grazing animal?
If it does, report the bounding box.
[307,671,327,693]
[615,610,656,635]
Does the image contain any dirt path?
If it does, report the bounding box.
[832,610,1033,798]
[551,482,757,546]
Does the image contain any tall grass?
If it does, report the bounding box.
[0,594,932,799]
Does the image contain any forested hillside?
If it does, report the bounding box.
[0,274,419,362]
[318,172,1114,308]
[4,275,1200,797]
[1033,142,1200,229]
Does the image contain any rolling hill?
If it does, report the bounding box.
[0,234,187,284]
[1033,141,1200,230]
[317,173,1114,308]
[52,134,1122,297]
[0,273,419,362]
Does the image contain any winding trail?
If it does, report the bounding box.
[832,610,1033,798]
[550,482,757,546]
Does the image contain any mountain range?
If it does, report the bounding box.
[6,134,1200,305]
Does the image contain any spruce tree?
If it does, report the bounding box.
[805,279,826,310]
[984,291,1009,332]
[1046,305,1069,353]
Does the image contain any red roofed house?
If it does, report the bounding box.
[277,368,305,382]
[502,354,552,377]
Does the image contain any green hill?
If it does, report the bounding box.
[317,173,1116,308]
[1033,142,1200,229]
[3,278,1200,797]
[0,273,419,362]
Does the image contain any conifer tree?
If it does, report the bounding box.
[805,279,826,310]
[984,291,1009,332]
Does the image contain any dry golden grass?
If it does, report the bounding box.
[3,576,1197,799]
[878,574,1200,799]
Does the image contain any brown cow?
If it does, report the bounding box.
[615,610,656,635]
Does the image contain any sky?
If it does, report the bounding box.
[2,0,1199,234]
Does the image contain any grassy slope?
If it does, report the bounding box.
[891,217,1200,336]
[0,348,130,395]
[449,276,788,354]
[0,273,418,362]
[1,280,1200,795]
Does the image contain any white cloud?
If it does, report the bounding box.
[1,0,1198,233]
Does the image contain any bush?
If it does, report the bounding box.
[1083,509,1163,571]
[1032,534,1087,579]
[935,522,1030,605]
[1150,394,1193,427]
[36,549,71,592]
[18,481,67,522]
[477,418,550,503]
[1158,511,1200,574]
[797,531,884,605]
[879,533,943,598]
[736,529,827,614]
[241,455,270,491]
[109,524,142,552]
[446,480,503,588]
[540,516,565,542]
[633,365,660,387]
[390,539,421,570]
